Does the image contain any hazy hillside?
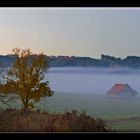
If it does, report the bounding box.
[0,54,140,68]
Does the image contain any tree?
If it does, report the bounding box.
[0,48,54,110]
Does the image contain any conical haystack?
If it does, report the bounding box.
[107,84,138,98]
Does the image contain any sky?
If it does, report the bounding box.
[0,8,140,59]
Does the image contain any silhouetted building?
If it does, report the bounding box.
[107,84,138,98]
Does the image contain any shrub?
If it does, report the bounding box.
[0,109,108,132]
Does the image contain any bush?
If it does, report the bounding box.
[0,109,109,132]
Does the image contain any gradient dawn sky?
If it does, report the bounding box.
[0,8,140,58]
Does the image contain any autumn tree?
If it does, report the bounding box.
[0,48,54,110]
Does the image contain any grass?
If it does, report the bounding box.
[106,117,140,131]
[38,92,140,119]
[37,92,140,131]
[2,92,140,131]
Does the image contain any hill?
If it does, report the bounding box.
[0,54,140,68]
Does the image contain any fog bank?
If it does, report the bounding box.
[46,67,140,96]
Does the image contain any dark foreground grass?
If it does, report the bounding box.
[105,116,140,132]
[0,109,109,132]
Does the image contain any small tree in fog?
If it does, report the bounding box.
[0,48,54,110]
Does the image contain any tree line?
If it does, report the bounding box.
[0,54,140,68]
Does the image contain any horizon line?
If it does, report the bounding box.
[1,53,140,60]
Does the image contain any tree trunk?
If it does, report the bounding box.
[23,100,29,112]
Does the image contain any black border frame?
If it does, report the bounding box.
[0,0,140,7]
[0,0,140,138]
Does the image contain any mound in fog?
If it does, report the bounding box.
[107,84,138,98]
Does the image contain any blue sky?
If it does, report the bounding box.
[0,8,140,58]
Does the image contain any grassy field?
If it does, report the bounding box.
[2,92,140,131]
[106,118,140,132]
[36,92,140,131]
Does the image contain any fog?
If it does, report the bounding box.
[46,67,140,96]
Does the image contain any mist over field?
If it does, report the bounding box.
[47,67,140,96]
[2,66,140,131]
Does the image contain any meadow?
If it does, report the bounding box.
[37,92,140,131]
[3,92,140,131]
[1,67,140,131]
